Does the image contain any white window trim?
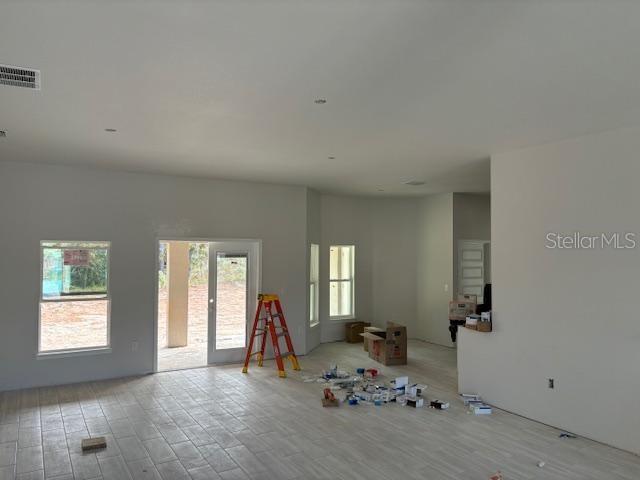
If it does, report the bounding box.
[38,241,112,356]
[309,244,320,328]
[37,347,112,359]
[329,244,355,321]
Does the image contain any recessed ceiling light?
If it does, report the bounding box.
[104,128,117,133]
[314,99,327,104]
[403,179,426,186]
[328,156,336,160]
[0,130,6,138]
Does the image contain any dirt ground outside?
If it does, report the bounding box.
[157,282,246,370]
[39,282,246,371]
[40,300,109,352]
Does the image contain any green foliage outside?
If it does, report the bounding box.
[42,248,108,295]
[158,243,246,289]
[68,249,108,292]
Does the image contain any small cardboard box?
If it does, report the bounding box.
[449,301,476,321]
[360,326,385,352]
[477,321,492,332]
[457,293,478,304]
[362,322,407,366]
[344,321,371,343]
[466,316,492,332]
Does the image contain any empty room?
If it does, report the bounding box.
[1,1,639,479]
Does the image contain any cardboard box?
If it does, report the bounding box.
[449,301,476,321]
[360,326,385,352]
[477,321,492,332]
[344,321,371,343]
[465,318,492,332]
[457,293,478,304]
[361,322,407,366]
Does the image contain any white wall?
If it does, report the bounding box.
[0,161,308,391]
[458,126,640,454]
[453,193,491,241]
[319,195,419,342]
[305,188,322,353]
[416,194,454,346]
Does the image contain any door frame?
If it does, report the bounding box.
[208,241,260,364]
[153,237,262,373]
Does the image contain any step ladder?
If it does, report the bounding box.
[242,294,300,378]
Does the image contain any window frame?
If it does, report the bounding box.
[38,240,112,356]
[329,244,355,320]
[309,243,319,327]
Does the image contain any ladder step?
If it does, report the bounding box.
[244,294,299,377]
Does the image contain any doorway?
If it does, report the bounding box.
[156,239,260,371]
[457,239,490,303]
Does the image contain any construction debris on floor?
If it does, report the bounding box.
[460,393,492,414]
[81,436,107,452]
[322,388,339,407]
[310,365,430,408]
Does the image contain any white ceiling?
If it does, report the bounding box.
[2,1,640,196]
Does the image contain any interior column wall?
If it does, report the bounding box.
[416,193,454,346]
[458,125,640,454]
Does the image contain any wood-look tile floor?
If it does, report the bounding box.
[1,340,639,479]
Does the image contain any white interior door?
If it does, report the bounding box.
[458,240,489,304]
[208,241,260,364]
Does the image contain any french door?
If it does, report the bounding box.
[207,241,260,364]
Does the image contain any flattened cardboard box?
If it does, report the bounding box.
[362,322,407,366]
[345,321,371,343]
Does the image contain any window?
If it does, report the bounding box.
[39,241,110,353]
[309,244,319,326]
[329,245,355,319]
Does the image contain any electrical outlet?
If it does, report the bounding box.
[131,341,139,352]
[548,378,554,389]
[444,283,449,292]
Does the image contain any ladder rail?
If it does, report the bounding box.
[274,299,301,371]
[242,294,301,377]
[242,298,264,374]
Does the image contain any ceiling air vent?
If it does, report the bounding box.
[0,64,41,90]
[403,179,426,186]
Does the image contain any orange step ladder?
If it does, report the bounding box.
[242,294,300,378]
